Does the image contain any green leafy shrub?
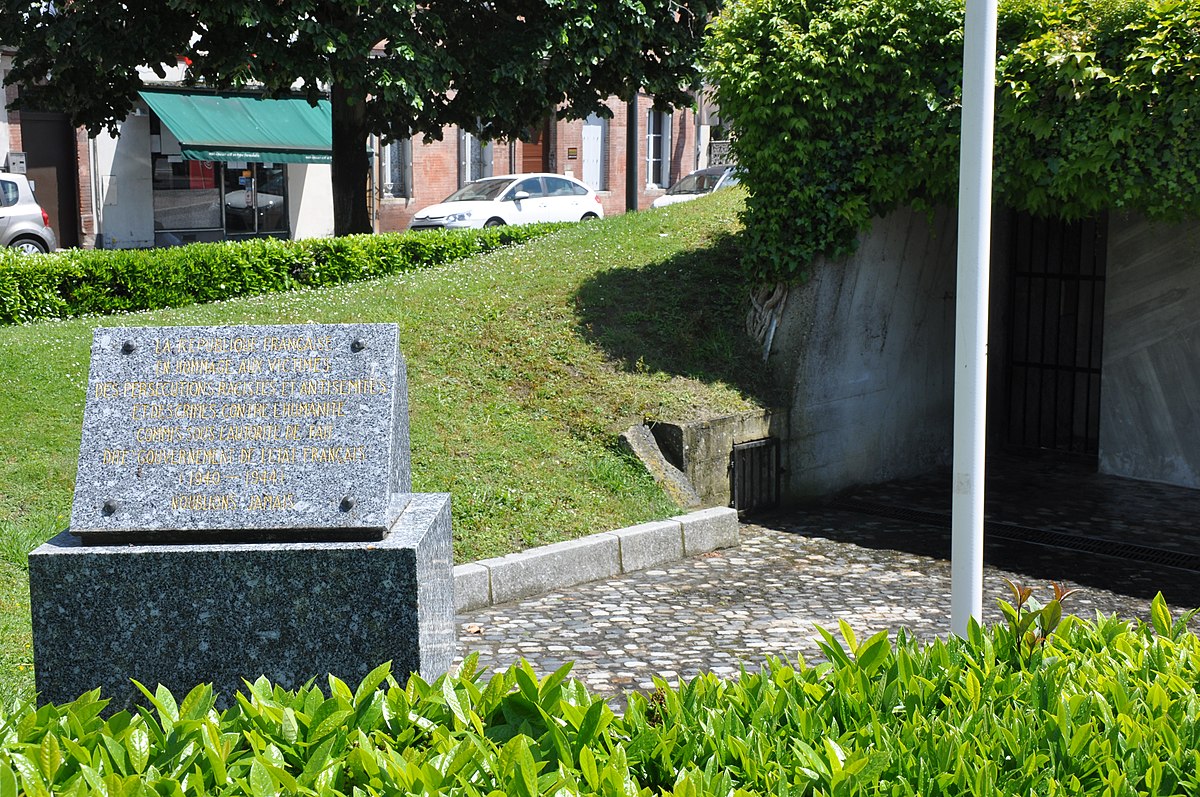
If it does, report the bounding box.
[0,658,634,797]
[622,593,1200,795]
[706,0,1200,282]
[0,225,561,325]
[4,595,1199,795]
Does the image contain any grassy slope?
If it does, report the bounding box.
[0,190,774,701]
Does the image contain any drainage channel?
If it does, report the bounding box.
[833,499,1200,573]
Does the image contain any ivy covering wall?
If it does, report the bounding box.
[706,0,1200,282]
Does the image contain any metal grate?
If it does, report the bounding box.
[836,499,1200,572]
[730,438,780,515]
[1004,212,1107,457]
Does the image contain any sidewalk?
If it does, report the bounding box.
[454,507,1196,701]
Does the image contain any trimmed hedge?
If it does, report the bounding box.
[0,226,562,325]
[706,0,1200,282]
[3,596,1199,795]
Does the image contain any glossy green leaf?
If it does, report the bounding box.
[37,731,61,783]
[579,745,599,789]
[0,761,18,797]
[125,725,149,775]
[855,630,891,674]
[1151,592,1173,637]
[442,675,468,726]
[574,699,609,752]
[249,759,275,797]
[354,661,392,707]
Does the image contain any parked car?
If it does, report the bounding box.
[650,165,741,208]
[409,173,603,230]
[0,172,57,253]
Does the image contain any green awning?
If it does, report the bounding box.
[139,89,332,164]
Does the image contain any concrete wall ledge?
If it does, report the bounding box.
[454,507,739,612]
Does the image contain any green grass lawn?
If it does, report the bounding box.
[0,189,776,702]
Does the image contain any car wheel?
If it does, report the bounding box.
[484,218,505,228]
[9,237,48,255]
[581,213,599,222]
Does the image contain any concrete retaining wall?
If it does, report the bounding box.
[769,206,960,499]
[1099,214,1200,488]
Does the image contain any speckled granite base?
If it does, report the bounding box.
[29,493,454,710]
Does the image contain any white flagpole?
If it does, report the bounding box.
[951,0,998,636]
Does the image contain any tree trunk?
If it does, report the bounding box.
[330,83,372,236]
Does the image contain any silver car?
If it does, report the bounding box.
[650,165,741,208]
[0,172,58,253]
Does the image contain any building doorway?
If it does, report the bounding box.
[221,162,289,238]
[521,121,550,173]
[1002,212,1108,459]
[19,110,80,248]
[581,113,607,191]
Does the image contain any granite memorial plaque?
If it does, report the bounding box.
[69,323,411,543]
[32,322,454,708]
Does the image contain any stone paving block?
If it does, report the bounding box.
[613,520,684,573]
[455,515,1181,702]
[680,506,740,556]
[454,563,491,613]
[481,534,620,605]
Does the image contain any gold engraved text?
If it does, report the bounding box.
[136,448,229,466]
[246,494,296,510]
[102,449,128,465]
[170,494,238,511]
[272,401,346,418]
[302,446,367,464]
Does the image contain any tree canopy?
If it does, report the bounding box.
[3,0,718,234]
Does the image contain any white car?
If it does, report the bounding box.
[409,173,604,230]
[651,165,741,208]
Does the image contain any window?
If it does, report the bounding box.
[152,155,222,231]
[0,180,17,207]
[582,113,607,191]
[507,176,546,199]
[544,176,586,197]
[446,178,510,202]
[222,162,288,235]
[459,130,493,186]
[382,138,413,198]
[647,110,672,188]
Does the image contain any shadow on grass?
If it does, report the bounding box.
[573,230,784,408]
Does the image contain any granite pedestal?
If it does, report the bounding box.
[33,323,455,708]
[30,493,454,710]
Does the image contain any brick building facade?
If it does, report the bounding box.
[374,93,714,233]
[4,65,718,249]
[2,48,87,249]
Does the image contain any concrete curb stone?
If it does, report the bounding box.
[613,519,684,573]
[453,562,492,613]
[476,533,621,606]
[680,506,740,555]
[453,506,739,611]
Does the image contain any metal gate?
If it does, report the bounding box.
[730,438,779,515]
[1004,212,1107,457]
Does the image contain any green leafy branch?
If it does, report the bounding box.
[706,0,1200,283]
[997,577,1078,668]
